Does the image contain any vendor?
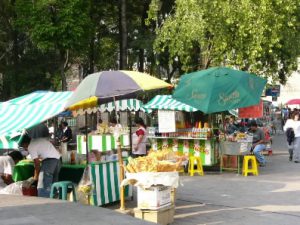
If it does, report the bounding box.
[132,117,147,158]
[249,120,266,167]
[20,135,61,198]
[109,118,122,134]
[61,122,72,143]
[0,151,23,190]
[225,117,238,134]
[110,118,122,129]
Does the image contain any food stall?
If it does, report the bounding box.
[73,99,147,206]
[143,95,218,166]
[121,149,181,224]
[219,132,253,173]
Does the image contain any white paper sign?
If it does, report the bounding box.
[158,110,176,133]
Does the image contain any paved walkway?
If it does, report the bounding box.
[173,133,300,225]
[0,195,153,225]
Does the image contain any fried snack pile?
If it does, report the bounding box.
[125,153,183,173]
[148,148,177,161]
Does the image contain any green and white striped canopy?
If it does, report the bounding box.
[0,91,72,149]
[99,99,144,113]
[0,136,20,150]
[143,95,198,112]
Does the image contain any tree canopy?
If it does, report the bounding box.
[0,0,299,100]
[152,0,300,83]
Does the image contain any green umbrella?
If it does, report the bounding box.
[173,67,267,113]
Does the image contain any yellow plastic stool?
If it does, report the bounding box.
[242,155,259,176]
[188,156,204,176]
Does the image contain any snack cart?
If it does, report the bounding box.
[143,95,219,166]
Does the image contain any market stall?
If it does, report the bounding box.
[76,134,130,154]
[13,160,132,206]
[65,70,172,210]
[0,91,73,149]
[13,161,86,184]
[143,95,218,166]
[219,133,253,173]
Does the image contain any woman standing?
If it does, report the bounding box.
[284,112,300,162]
[132,118,147,158]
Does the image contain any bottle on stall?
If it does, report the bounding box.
[70,151,76,164]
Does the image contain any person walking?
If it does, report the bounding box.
[284,112,300,162]
[249,120,266,166]
[132,117,147,158]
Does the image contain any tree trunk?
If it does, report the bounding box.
[138,1,149,72]
[119,0,127,69]
[60,50,68,91]
[88,0,95,74]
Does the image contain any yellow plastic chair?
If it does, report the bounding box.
[242,155,259,176]
[188,156,204,176]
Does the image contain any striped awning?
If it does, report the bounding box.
[0,136,20,150]
[4,91,71,106]
[0,91,72,149]
[99,99,144,113]
[143,95,198,112]
[72,99,148,116]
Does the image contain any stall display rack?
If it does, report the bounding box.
[148,137,218,166]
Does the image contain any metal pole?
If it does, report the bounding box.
[113,97,125,210]
[85,111,89,165]
[128,111,132,153]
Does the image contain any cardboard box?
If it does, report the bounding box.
[134,205,174,225]
[138,186,171,210]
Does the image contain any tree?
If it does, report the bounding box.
[151,0,300,83]
[119,0,127,69]
[15,0,91,90]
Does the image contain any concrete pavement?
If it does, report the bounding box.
[0,195,154,225]
[173,133,300,225]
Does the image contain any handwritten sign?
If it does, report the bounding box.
[158,110,176,133]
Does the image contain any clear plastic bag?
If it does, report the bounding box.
[77,165,93,205]
[0,181,23,195]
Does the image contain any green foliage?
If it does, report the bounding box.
[153,0,300,83]
[15,0,91,52]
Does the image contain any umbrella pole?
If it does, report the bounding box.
[129,111,132,153]
[114,97,125,210]
[85,112,89,165]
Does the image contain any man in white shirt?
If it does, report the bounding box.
[0,151,23,189]
[21,135,61,198]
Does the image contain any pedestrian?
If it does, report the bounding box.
[249,120,266,166]
[284,112,300,162]
[0,151,23,190]
[132,117,147,158]
[20,135,61,198]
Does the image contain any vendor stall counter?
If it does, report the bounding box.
[13,160,132,206]
[77,134,130,154]
[219,134,253,174]
[13,161,85,183]
[148,132,218,166]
